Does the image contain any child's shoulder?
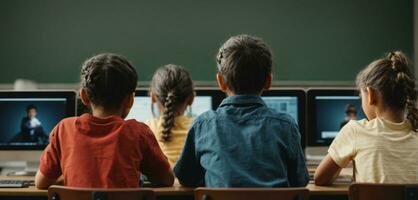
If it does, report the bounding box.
[346,118,374,129]
[124,119,152,131]
[262,107,298,126]
[56,116,79,127]
[193,110,218,124]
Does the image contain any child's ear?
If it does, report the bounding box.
[366,87,378,106]
[186,92,195,106]
[79,89,90,106]
[150,92,157,103]
[216,73,228,92]
[264,74,273,90]
[126,92,135,109]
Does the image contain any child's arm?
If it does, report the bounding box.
[35,126,62,189]
[140,128,174,187]
[287,124,309,187]
[314,155,342,186]
[173,126,204,187]
[34,170,60,189]
[314,122,356,186]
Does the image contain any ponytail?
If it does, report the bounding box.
[161,93,176,142]
[388,52,418,131]
[406,98,418,132]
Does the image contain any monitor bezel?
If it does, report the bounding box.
[261,89,307,149]
[0,91,77,150]
[307,89,361,146]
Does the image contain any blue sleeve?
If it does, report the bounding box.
[173,124,205,187]
[287,122,309,187]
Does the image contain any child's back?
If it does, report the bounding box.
[174,35,308,187]
[36,54,173,189]
[42,114,168,187]
[176,96,307,187]
[330,118,418,183]
[147,115,192,166]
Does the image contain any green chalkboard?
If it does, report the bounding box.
[0,0,413,83]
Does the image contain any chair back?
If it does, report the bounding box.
[349,183,418,200]
[48,185,155,200]
[195,188,309,200]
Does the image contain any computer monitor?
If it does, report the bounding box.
[0,91,77,174]
[0,91,77,150]
[261,89,306,149]
[307,89,367,146]
[126,89,225,123]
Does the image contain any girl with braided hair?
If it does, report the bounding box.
[315,51,418,185]
[146,64,195,167]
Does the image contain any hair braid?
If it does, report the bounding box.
[150,64,194,142]
[388,52,418,131]
[161,92,176,142]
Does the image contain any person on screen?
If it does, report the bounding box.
[339,104,357,128]
[315,51,418,185]
[146,64,195,167]
[35,53,173,189]
[174,35,308,187]
[10,104,48,145]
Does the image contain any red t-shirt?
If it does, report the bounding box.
[39,113,170,188]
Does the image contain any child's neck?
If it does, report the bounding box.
[91,107,124,119]
[375,107,405,123]
[225,90,263,97]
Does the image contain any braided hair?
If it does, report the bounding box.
[356,51,418,131]
[150,64,194,142]
[80,53,137,110]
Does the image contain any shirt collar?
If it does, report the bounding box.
[80,113,124,124]
[219,95,266,107]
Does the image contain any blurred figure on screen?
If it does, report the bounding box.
[10,104,48,145]
[340,104,357,128]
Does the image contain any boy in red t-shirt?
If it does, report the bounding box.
[35,53,174,189]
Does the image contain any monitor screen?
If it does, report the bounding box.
[261,89,306,149]
[0,92,76,150]
[126,96,212,122]
[126,90,221,123]
[307,90,367,146]
[261,96,299,125]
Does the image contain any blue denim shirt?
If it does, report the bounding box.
[174,95,309,187]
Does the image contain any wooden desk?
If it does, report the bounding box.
[307,183,349,195]
[0,176,349,197]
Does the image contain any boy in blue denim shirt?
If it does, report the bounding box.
[174,35,309,187]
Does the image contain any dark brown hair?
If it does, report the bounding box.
[150,64,194,142]
[356,51,418,131]
[80,53,138,111]
[216,34,272,95]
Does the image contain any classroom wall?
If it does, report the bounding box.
[0,0,413,84]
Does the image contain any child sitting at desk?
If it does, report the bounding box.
[146,64,195,167]
[174,34,309,187]
[35,53,174,189]
[315,51,418,185]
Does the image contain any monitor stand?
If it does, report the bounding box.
[4,161,38,177]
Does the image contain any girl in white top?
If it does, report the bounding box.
[315,51,418,185]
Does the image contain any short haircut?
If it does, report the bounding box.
[80,53,138,110]
[216,34,272,94]
[26,104,37,112]
[345,104,357,115]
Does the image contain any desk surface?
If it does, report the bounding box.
[0,176,349,197]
